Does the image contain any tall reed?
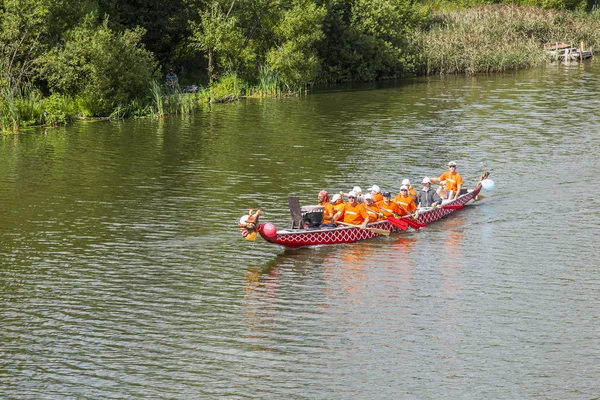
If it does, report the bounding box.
[0,87,19,132]
[179,93,196,114]
[150,80,165,117]
[414,5,600,75]
[255,65,282,97]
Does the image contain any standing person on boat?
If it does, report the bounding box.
[376,191,404,219]
[401,179,417,202]
[367,185,383,203]
[332,193,345,213]
[333,191,370,228]
[429,161,464,201]
[318,190,335,226]
[394,185,417,215]
[363,194,383,221]
[416,177,443,208]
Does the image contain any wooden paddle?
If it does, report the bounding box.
[337,221,390,236]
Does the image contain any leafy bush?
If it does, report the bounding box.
[208,73,248,102]
[316,0,431,82]
[43,93,74,125]
[40,15,158,116]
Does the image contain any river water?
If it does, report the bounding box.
[1,62,600,399]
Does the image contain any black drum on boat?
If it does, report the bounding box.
[301,205,324,227]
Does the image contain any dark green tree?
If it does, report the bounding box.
[0,0,96,92]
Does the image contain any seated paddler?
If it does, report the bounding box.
[318,190,336,227]
[368,185,383,203]
[340,186,364,204]
[332,193,345,213]
[394,185,417,216]
[363,193,383,222]
[417,177,443,209]
[332,191,370,229]
[401,179,418,202]
[376,191,404,219]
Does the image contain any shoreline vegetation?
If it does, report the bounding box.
[2,1,600,133]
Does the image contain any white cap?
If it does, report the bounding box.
[368,185,380,192]
[422,177,431,184]
[348,191,357,198]
[352,186,362,193]
[448,161,457,167]
[402,179,410,185]
[332,193,341,202]
[364,193,373,201]
[400,185,409,191]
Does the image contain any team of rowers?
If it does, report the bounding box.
[317,161,464,229]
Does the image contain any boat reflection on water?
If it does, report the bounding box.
[440,214,466,269]
[241,246,340,331]
[243,232,426,313]
[434,215,466,352]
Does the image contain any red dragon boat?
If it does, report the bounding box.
[239,173,490,249]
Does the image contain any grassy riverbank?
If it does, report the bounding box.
[2,4,600,133]
[414,5,600,75]
[0,72,295,131]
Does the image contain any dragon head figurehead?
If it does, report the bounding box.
[238,209,260,241]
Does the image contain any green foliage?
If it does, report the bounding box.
[208,72,248,102]
[15,88,45,128]
[0,86,47,132]
[43,93,74,125]
[254,65,282,97]
[316,0,432,82]
[265,0,326,91]
[0,0,96,92]
[0,87,18,132]
[97,0,195,68]
[3,0,600,126]
[189,0,326,90]
[189,1,248,78]
[40,16,159,116]
[149,80,165,117]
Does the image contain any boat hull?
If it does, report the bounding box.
[258,185,482,249]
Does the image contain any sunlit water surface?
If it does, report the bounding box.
[1,62,600,399]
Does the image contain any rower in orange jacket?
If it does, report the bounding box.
[363,193,383,222]
[394,185,417,215]
[367,185,383,203]
[376,191,404,220]
[429,161,464,201]
[318,190,335,226]
[333,191,370,228]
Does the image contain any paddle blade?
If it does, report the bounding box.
[368,227,390,236]
[441,205,464,210]
[387,216,408,231]
[404,217,425,229]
